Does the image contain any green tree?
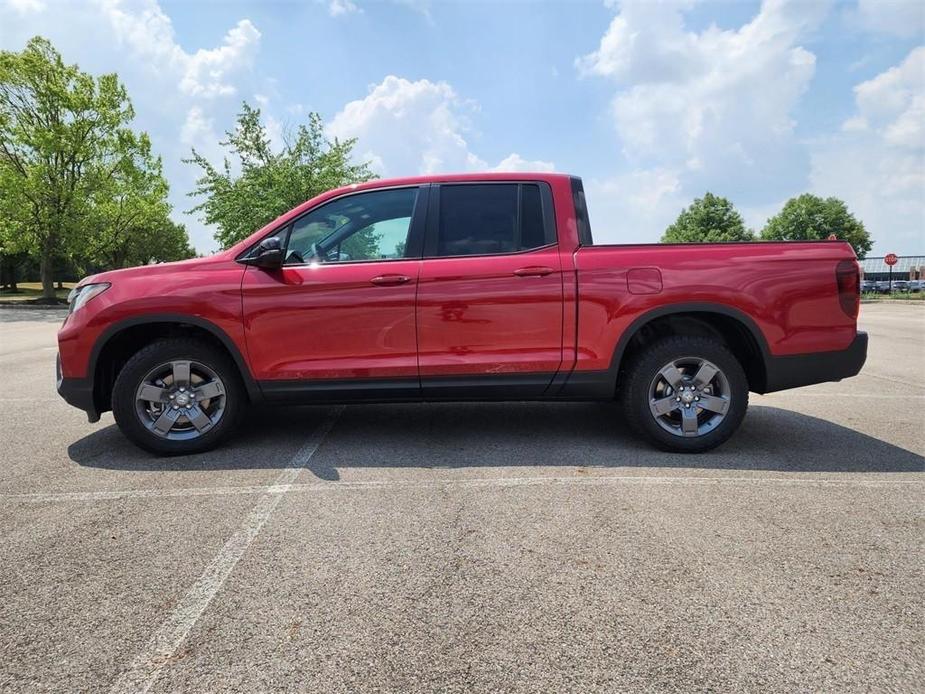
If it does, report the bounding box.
[761,193,872,258]
[0,37,187,298]
[186,103,376,249]
[83,133,193,269]
[661,192,754,243]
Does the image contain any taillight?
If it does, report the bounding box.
[836,260,860,318]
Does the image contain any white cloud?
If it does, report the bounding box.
[852,46,925,148]
[578,0,830,196]
[328,75,553,177]
[180,106,215,147]
[584,168,687,244]
[4,0,45,13]
[855,0,925,38]
[327,0,359,17]
[811,47,925,254]
[96,0,261,98]
[328,76,481,175]
[393,0,432,20]
[492,153,555,173]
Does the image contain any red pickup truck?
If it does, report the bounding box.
[57,173,867,455]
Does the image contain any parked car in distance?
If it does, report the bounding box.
[891,280,910,292]
[908,280,924,292]
[860,279,876,293]
[57,173,867,455]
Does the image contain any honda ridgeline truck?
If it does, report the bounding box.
[57,173,867,455]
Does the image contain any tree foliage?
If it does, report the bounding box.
[661,192,754,243]
[0,36,191,299]
[760,193,872,258]
[186,103,376,249]
[82,136,194,270]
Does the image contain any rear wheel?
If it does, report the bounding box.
[112,338,244,455]
[621,335,748,453]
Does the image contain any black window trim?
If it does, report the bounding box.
[570,176,593,247]
[423,180,558,260]
[236,184,430,266]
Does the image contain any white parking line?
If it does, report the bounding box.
[8,472,922,507]
[108,408,342,694]
[758,393,925,400]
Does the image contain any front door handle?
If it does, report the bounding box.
[370,274,411,286]
[513,266,555,278]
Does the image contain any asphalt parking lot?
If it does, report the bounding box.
[1,303,922,693]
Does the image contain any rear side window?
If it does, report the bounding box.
[570,176,593,246]
[434,183,554,257]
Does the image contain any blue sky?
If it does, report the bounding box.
[1,0,923,255]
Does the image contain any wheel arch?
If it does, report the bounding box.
[90,314,261,414]
[610,303,771,394]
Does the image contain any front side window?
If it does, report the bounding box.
[435,183,554,257]
[285,187,418,265]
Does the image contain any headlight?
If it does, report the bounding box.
[67,283,111,314]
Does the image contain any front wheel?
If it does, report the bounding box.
[111,338,245,455]
[621,335,749,453]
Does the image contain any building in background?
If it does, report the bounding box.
[859,256,925,282]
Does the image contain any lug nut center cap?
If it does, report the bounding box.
[681,390,695,403]
[175,392,191,407]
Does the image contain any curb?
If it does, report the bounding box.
[0,302,68,310]
[861,299,924,305]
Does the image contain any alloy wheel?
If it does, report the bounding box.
[134,360,227,440]
[648,356,731,438]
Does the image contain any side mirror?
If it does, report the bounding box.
[247,237,283,270]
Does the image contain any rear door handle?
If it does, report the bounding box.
[370,274,411,286]
[513,266,555,278]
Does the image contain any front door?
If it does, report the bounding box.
[242,186,427,400]
[416,182,564,398]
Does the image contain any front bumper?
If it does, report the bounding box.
[762,331,868,393]
[56,353,100,423]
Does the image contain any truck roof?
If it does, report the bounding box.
[331,171,574,192]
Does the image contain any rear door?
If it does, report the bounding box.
[416,181,564,398]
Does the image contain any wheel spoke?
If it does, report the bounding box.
[650,396,679,417]
[172,361,191,387]
[692,362,718,389]
[137,384,167,403]
[698,393,729,414]
[680,406,699,436]
[192,381,223,402]
[152,408,181,436]
[658,363,685,390]
[185,405,213,433]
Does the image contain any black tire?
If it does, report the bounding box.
[620,335,749,453]
[111,338,245,455]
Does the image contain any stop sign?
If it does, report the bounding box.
[885,253,898,266]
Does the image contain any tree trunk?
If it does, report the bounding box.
[0,255,16,291]
[40,251,56,300]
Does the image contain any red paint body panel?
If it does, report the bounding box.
[241,261,420,380]
[57,172,862,410]
[416,245,564,377]
[571,241,859,372]
[57,255,246,379]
